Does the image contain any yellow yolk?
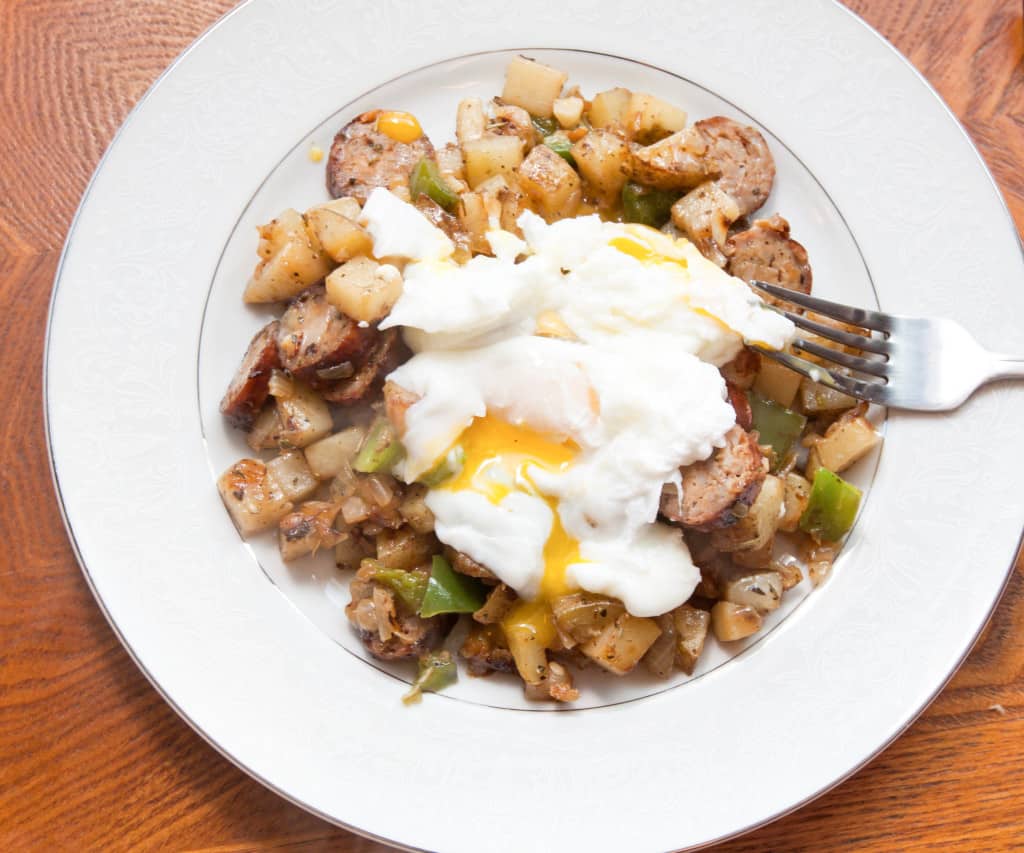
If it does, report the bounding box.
[375,110,423,143]
[439,416,582,644]
[609,224,689,270]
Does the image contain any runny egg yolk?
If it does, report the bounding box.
[440,416,582,645]
[375,110,423,143]
[609,224,690,269]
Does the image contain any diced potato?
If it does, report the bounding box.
[808,412,881,475]
[553,96,584,128]
[375,526,436,572]
[457,191,492,254]
[551,593,625,645]
[721,571,784,612]
[311,196,361,220]
[799,375,858,413]
[710,601,763,642]
[491,103,536,152]
[304,206,373,263]
[473,584,517,625]
[673,604,710,675]
[571,130,630,208]
[580,613,662,675]
[628,126,713,191]
[516,144,581,222]
[462,134,524,189]
[670,182,740,267]
[644,614,679,678]
[244,208,333,303]
[505,614,552,684]
[501,56,568,118]
[588,87,632,129]
[303,427,366,480]
[711,475,784,553]
[335,533,375,572]
[398,483,435,534]
[325,256,403,323]
[218,458,293,536]
[626,92,687,144]
[779,471,812,532]
[753,357,803,408]
[246,406,282,451]
[266,450,318,502]
[456,97,486,146]
[278,501,343,562]
[268,371,333,449]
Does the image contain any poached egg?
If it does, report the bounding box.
[360,188,793,620]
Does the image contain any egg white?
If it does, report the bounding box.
[364,188,794,616]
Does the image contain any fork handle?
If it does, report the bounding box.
[989,355,1024,381]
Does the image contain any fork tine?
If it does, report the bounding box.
[749,344,892,405]
[750,281,896,333]
[784,311,891,355]
[792,337,890,378]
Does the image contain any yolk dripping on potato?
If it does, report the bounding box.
[441,416,583,645]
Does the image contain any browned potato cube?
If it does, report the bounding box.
[516,145,581,222]
[571,130,630,209]
[626,92,687,144]
[579,613,662,675]
[710,601,763,642]
[672,604,711,675]
[218,458,293,536]
[266,450,319,502]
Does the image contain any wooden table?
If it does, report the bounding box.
[2,1,1022,849]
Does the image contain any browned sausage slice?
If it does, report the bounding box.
[660,425,766,530]
[326,110,435,203]
[276,285,376,381]
[695,117,775,217]
[319,327,408,405]
[726,383,753,431]
[726,214,813,298]
[219,321,281,430]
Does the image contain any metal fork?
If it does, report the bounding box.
[748,281,1024,411]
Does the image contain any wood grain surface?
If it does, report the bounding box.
[1,1,1021,850]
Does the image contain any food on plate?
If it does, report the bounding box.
[217,56,881,702]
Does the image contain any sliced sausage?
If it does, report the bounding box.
[726,215,813,299]
[319,327,408,405]
[277,285,375,382]
[726,383,753,431]
[219,321,281,430]
[719,348,761,390]
[695,117,775,217]
[660,425,766,530]
[629,126,720,191]
[326,110,435,203]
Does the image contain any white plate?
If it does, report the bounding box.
[46,1,1024,850]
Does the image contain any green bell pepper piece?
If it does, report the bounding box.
[410,157,460,213]
[402,650,458,705]
[621,181,680,228]
[419,446,466,488]
[353,417,405,473]
[799,467,862,543]
[366,560,429,610]
[419,555,486,617]
[748,391,807,471]
[543,135,576,167]
[530,115,558,137]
